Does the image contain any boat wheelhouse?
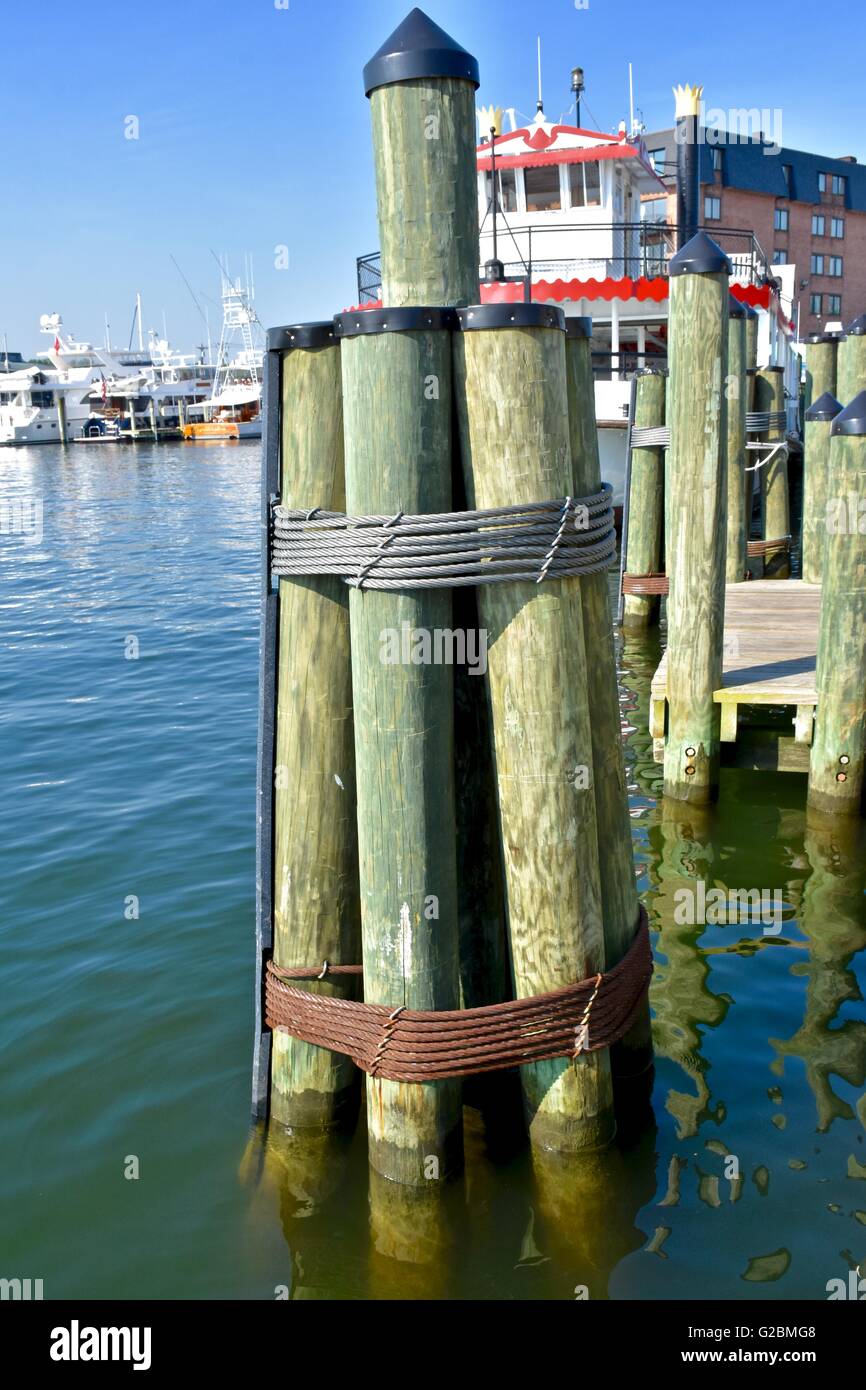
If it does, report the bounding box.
[356,101,798,503]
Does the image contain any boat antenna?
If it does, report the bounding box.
[127,299,139,352]
[629,64,635,134]
[536,37,543,115]
[136,292,144,352]
[169,253,211,337]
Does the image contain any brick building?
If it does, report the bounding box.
[641,130,866,337]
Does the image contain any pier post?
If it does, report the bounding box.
[364,11,507,1027]
[454,303,614,1154]
[807,391,866,816]
[801,392,843,584]
[743,305,759,534]
[663,231,730,805]
[565,318,651,1079]
[338,308,462,1185]
[725,296,749,582]
[622,369,666,628]
[55,392,68,443]
[837,315,866,406]
[804,332,838,409]
[756,366,790,578]
[364,9,479,310]
[270,323,362,1133]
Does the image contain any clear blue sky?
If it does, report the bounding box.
[3,0,862,355]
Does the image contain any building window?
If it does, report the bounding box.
[704,194,721,220]
[811,213,825,236]
[818,172,826,193]
[774,207,789,231]
[811,253,824,275]
[524,165,562,212]
[831,174,847,195]
[828,295,842,315]
[648,148,665,174]
[810,293,822,315]
[772,249,786,265]
[568,160,601,209]
[828,255,843,277]
[486,169,518,213]
[711,148,723,173]
[831,217,845,239]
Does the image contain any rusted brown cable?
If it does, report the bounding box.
[622,572,669,596]
[747,536,791,557]
[264,909,652,1081]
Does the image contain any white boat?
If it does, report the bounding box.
[80,334,216,440]
[184,277,263,440]
[0,314,139,445]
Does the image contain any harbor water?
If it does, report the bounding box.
[1,440,864,1300]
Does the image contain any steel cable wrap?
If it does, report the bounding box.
[264,910,652,1081]
[271,488,616,590]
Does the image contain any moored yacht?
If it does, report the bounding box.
[183,277,263,440]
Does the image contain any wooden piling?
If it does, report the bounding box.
[565,318,650,1079]
[743,304,759,537]
[338,308,462,1185]
[55,392,68,443]
[270,323,362,1133]
[807,392,866,816]
[364,9,479,310]
[801,392,843,585]
[725,297,749,582]
[756,366,790,578]
[663,231,730,805]
[364,10,507,1025]
[804,332,838,409]
[454,302,614,1154]
[622,369,666,628]
[837,315,866,406]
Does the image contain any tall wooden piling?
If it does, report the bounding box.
[756,366,790,578]
[565,318,650,1078]
[801,392,843,585]
[454,303,614,1154]
[663,232,730,805]
[622,369,666,628]
[364,9,479,310]
[725,297,749,582]
[270,323,362,1133]
[338,308,462,1185]
[364,10,507,1025]
[807,391,866,817]
[837,315,866,406]
[743,304,760,534]
[804,332,838,409]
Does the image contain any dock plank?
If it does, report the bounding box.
[651,581,821,713]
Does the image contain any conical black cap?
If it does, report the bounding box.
[364,8,479,96]
[845,312,866,336]
[669,230,732,277]
[804,391,843,422]
[831,389,866,436]
[728,293,748,318]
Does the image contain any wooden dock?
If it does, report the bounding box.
[650,580,821,772]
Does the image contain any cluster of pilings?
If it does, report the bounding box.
[624,224,866,817]
[257,8,650,1202]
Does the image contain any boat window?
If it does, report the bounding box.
[569,161,601,208]
[525,165,561,212]
[31,391,54,407]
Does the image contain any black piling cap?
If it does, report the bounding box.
[742,301,759,319]
[831,389,866,437]
[266,322,337,352]
[804,391,843,422]
[455,303,565,332]
[728,294,749,318]
[669,230,732,278]
[363,8,480,96]
[807,331,838,344]
[334,306,457,337]
[845,312,866,336]
[564,316,593,339]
